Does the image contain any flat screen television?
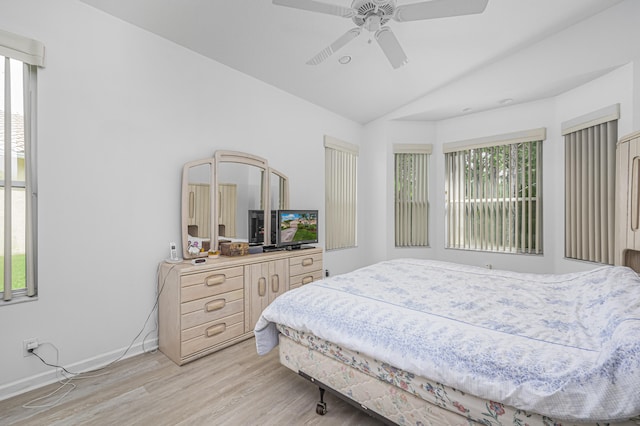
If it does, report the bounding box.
[276,209,318,249]
[248,210,277,245]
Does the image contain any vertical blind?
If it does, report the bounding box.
[563,105,618,264]
[444,128,545,254]
[325,135,358,251]
[394,144,431,247]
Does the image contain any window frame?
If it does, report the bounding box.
[324,135,358,251]
[393,144,432,248]
[1,28,41,305]
[562,104,619,265]
[444,128,545,255]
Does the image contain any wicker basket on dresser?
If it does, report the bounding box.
[158,248,323,365]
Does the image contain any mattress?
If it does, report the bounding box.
[278,324,640,426]
[255,258,640,422]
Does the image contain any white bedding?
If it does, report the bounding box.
[254,258,640,422]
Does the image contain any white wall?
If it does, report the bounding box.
[0,0,362,399]
[364,62,636,274]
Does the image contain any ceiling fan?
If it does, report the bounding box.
[273,0,489,69]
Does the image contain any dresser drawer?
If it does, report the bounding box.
[289,253,322,276]
[290,270,324,289]
[181,312,244,356]
[181,289,244,330]
[181,266,244,302]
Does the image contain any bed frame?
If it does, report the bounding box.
[297,371,395,425]
[279,331,640,426]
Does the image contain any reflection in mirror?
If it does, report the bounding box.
[182,159,213,259]
[217,162,264,242]
[182,152,290,257]
[269,168,290,245]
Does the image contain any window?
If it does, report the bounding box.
[1,29,43,303]
[394,144,431,247]
[324,135,358,251]
[563,105,618,264]
[444,128,545,254]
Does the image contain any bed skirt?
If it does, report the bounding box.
[277,326,640,426]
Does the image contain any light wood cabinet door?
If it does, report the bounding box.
[244,259,289,332]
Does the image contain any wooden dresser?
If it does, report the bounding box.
[158,247,323,365]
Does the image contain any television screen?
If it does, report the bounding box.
[277,210,318,249]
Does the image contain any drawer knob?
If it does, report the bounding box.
[206,274,226,286]
[206,323,226,337]
[258,277,267,297]
[302,276,314,285]
[302,258,313,267]
[271,274,280,293]
[206,299,226,312]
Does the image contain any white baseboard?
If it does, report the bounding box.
[0,338,158,402]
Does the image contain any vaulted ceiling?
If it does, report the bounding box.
[80,0,632,124]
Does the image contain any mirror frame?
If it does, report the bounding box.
[214,151,269,253]
[181,158,215,260]
[181,151,290,259]
[269,167,290,211]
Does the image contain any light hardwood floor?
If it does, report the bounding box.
[1,338,382,425]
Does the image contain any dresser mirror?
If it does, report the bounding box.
[181,151,290,259]
[182,158,214,258]
[216,161,264,241]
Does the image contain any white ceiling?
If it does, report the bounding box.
[79,0,630,124]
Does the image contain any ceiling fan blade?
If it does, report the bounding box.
[374,27,408,69]
[306,28,361,65]
[394,0,489,22]
[273,0,356,18]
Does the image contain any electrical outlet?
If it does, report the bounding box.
[325,269,330,277]
[23,338,39,357]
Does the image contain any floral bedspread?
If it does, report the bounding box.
[254,259,640,422]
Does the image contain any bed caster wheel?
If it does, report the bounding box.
[316,402,327,415]
[315,387,327,415]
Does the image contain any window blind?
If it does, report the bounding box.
[324,136,358,251]
[563,106,618,264]
[394,144,432,247]
[444,129,544,254]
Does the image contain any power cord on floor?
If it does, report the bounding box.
[22,342,76,409]
[22,262,178,409]
[28,349,76,376]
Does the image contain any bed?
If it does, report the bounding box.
[254,258,640,425]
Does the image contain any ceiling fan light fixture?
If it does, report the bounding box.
[364,15,382,32]
[273,0,488,69]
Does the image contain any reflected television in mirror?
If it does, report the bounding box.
[248,210,277,245]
